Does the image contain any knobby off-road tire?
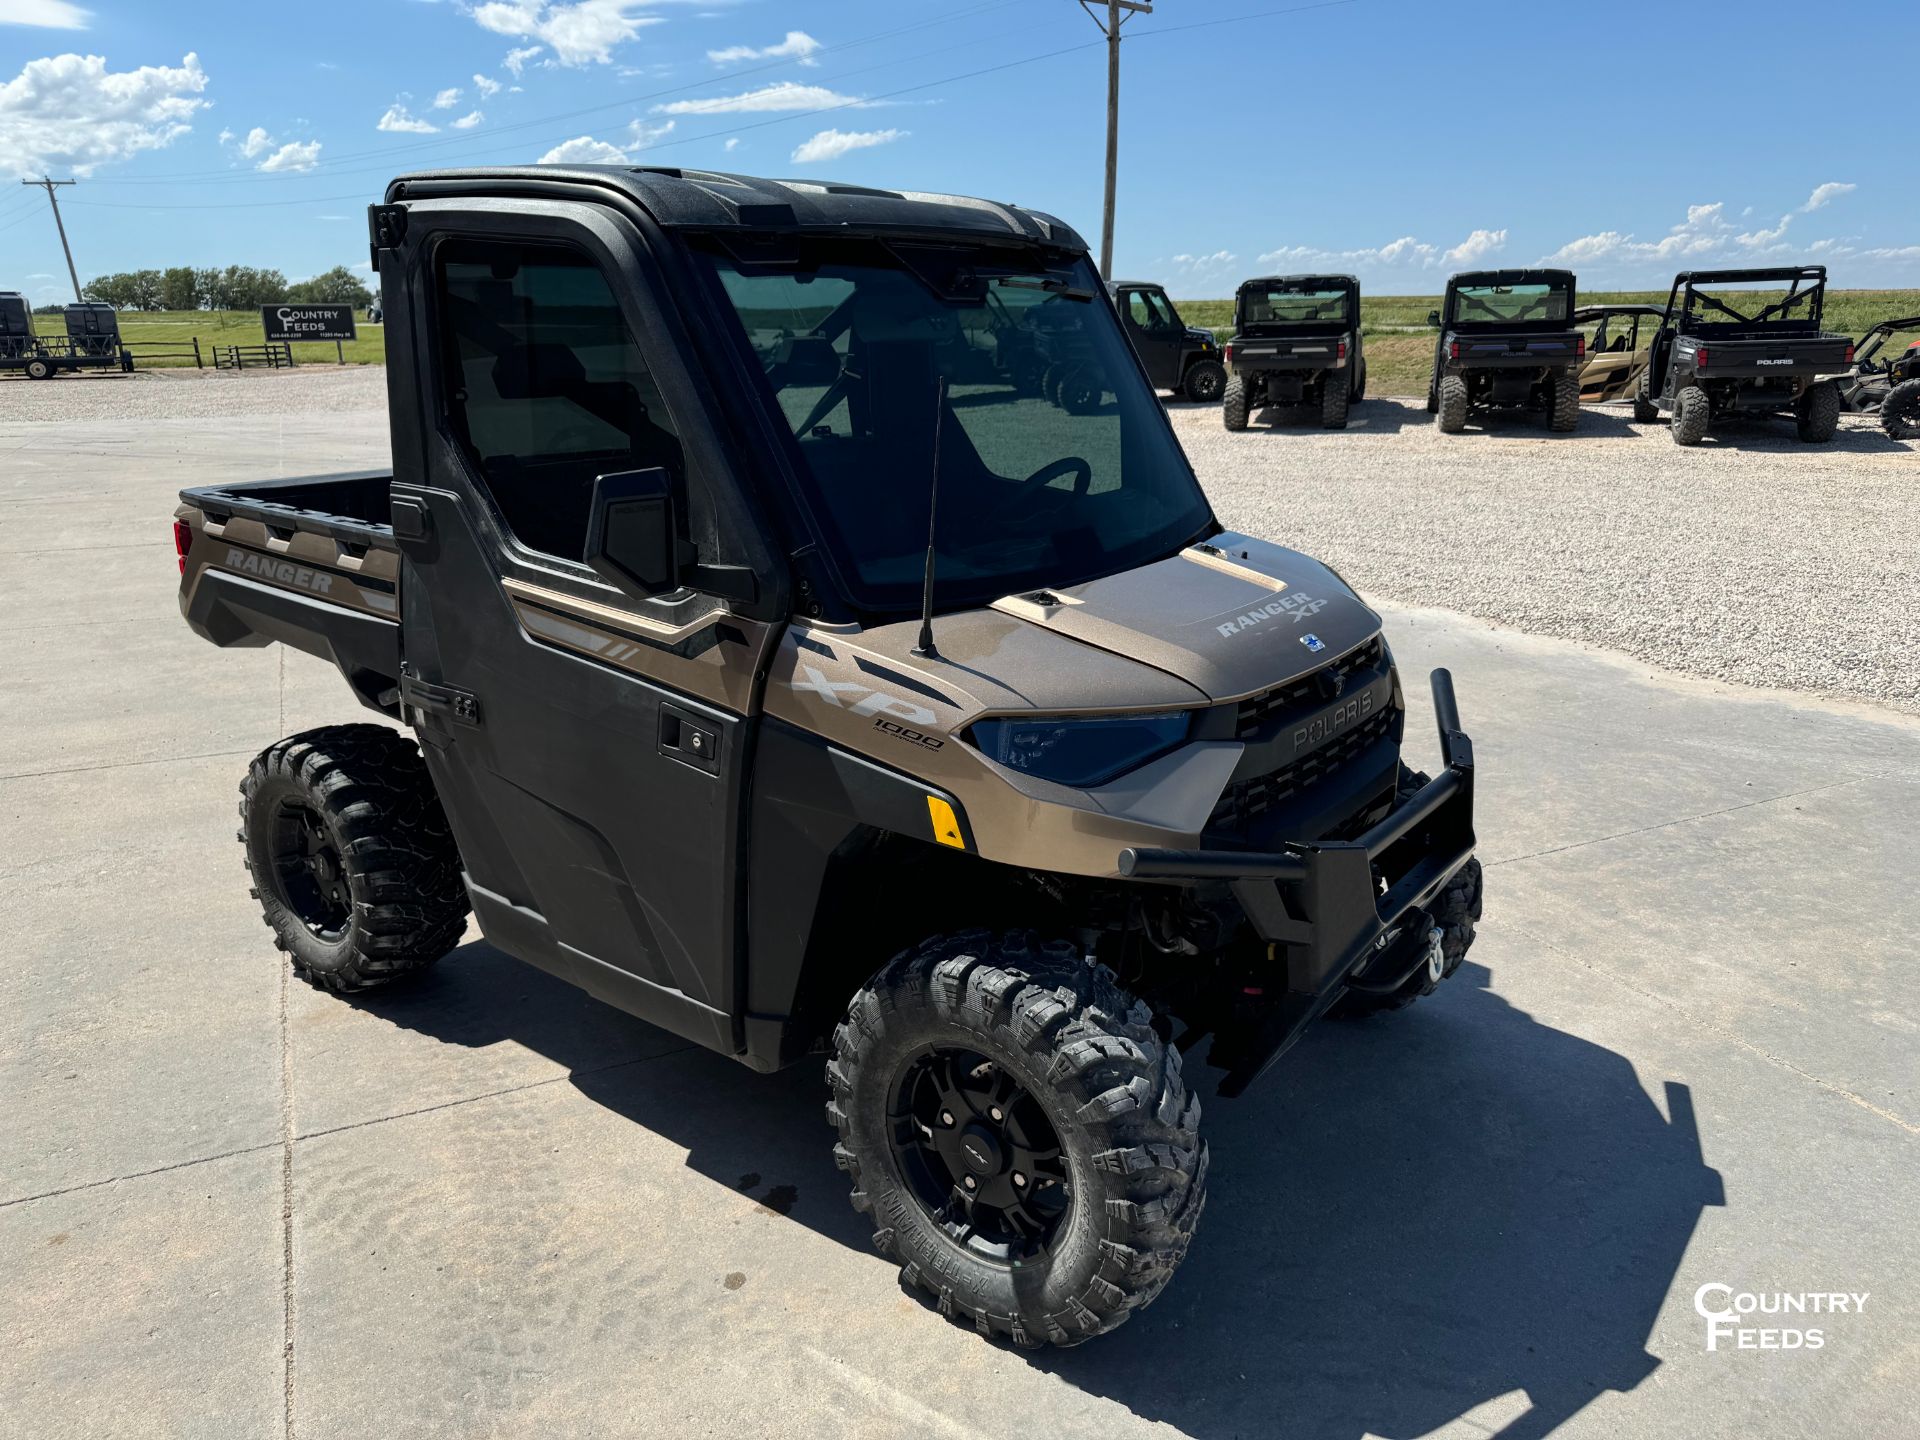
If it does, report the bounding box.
[1041,362,1067,407]
[1435,374,1469,433]
[1320,370,1351,429]
[1059,366,1103,415]
[1883,378,1920,440]
[1670,384,1711,446]
[1632,382,1661,424]
[1336,766,1484,1016]
[1352,359,1368,403]
[1183,358,1226,403]
[240,724,469,992]
[829,933,1208,1347]
[1222,374,1251,431]
[1549,369,1581,432]
[1796,379,1841,443]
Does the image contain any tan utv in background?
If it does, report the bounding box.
[1574,303,1664,404]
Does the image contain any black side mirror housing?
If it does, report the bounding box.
[1427,309,1442,327]
[585,468,679,597]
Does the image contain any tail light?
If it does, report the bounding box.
[1448,340,1460,360]
[1844,344,1854,364]
[1336,340,1347,362]
[1696,346,1709,369]
[1575,335,1585,359]
[173,518,192,574]
[1223,342,1235,363]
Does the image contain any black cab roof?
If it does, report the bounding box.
[386,165,1087,251]
[1237,273,1358,291]
[1446,268,1574,289]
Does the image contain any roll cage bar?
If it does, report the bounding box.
[1661,265,1828,329]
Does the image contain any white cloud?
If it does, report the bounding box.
[451,110,484,129]
[258,139,322,173]
[216,126,234,144]
[1801,182,1855,213]
[723,137,739,152]
[538,116,673,164]
[656,81,860,116]
[377,103,438,134]
[0,51,208,177]
[1443,228,1507,266]
[431,87,462,110]
[503,45,543,76]
[472,72,502,98]
[1,2,91,29]
[1545,202,1734,267]
[790,127,903,165]
[239,125,273,158]
[472,1,664,67]
[709,30,820,67]
[540,134,628,164]
[1171,250,1236,271]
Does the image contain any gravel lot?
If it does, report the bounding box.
[8,369,1913,711]
[1178,397,1919,713]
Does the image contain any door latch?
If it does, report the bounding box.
[400,665,481,728]
[659,703,719,775]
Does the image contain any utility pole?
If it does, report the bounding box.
[1078,0,1151,279]
[22,177,82,301]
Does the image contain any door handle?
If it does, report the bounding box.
[400,666,481,728]
[659,703,719,775]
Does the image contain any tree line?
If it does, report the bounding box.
[72,265,376,313]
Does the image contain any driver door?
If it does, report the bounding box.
[382,200,781,1053]
[1120,287,1183,390]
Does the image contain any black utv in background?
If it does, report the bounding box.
[1222,274,1364,430]
[1111,280,1226,401]
[1427,269,1581,434]
[1634,266,1853,446]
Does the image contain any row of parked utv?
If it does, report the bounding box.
[1109,265,1918,445]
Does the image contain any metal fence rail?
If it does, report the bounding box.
[121,337,202,369]
[212,342,294,370]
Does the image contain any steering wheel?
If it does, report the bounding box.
[1010,455,1093,503]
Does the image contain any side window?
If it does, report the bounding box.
[434,237,700,566]
[1126,290,1153,328]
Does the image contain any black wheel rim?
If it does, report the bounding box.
[1192,367,1223,401]
[888,1046,1071,1264]
[269,801,351,941]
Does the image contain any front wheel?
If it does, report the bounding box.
[830,934,1207,1347]
[1632,383,1661,424]
[1058,365,1103,415]
[1183,358,1226,403]
[1796,379,1840,443]
[1883,378,1920,440]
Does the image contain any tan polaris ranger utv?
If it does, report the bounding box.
[174,166,1483,1347]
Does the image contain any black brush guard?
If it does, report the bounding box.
[1120,669,1477,1097]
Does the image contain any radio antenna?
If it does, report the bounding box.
[912,376,947,660]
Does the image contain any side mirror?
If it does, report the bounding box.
[585,468,679,597]
[1427,309,1442,328]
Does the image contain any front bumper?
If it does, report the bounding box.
[1120,668,1477,1096]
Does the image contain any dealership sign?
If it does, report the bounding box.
[261,304,358,343]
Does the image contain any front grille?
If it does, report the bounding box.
[1234,635,1385,739]
[1211,704,1397,829]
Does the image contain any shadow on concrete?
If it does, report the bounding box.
[350,949,1722,1440]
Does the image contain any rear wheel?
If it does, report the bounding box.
[1320,369,1350,429]
[830,933,1207,1347]
[25,357,54,380]
[1435,375,1469,433]
[1352,358,1367,403]
[1183,358,1226,403]
[1670,384,1710,446]
[1222,374,1250,431]
[1041,362,1067,407]
[1883,378,1920,440]
[1549,369,1580,431]
[1796,379,1840,443]
[240,724,469,991]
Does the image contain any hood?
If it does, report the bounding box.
[1187,327,1216,345]
[988,533,1380,702]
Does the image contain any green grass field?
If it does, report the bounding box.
[1173,289,1920,396]
[111,310,386,368]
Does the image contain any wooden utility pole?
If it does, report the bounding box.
[1078,0,1151,279]
[22,177,81,301]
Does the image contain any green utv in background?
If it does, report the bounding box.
[173,166,1483,1347]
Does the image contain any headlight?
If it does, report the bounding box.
[967,711,1193,787]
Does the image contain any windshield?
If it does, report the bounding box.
[1239,285,1351,328]
[696,239,1212,613]
[1450,280,1571,327]
[1681,279,1824,331]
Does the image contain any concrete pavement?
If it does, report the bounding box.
[2,392,1915,1439]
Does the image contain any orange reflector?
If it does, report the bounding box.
[926,796,966,850]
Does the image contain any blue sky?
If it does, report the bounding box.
[1,0,1915,305]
